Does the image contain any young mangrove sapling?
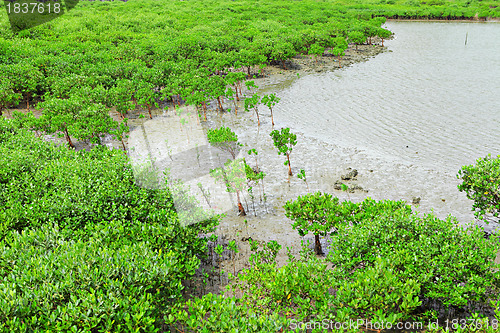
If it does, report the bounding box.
[244,94,261,126]
[270,127,297,176]
[284,191,341,255]
[207,126,242,160]
[261,93,280,127]
[210,158,247,216]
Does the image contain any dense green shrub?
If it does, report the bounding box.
[167,293,290,332]
[172,241,333,331]
[173,240,423,331]
[332,257,422,324]
[0,225,185,332]
[270,127,297,176]
[0,119,220,331]
[171,196,500,331]
[327,208,500,308]
[0,0,395,140]
[284,192,344,254]
[284,193,411,254]
[207,126,241,160]
[0,79,21,115]
[458,154,500,220]
[0,119,217,243]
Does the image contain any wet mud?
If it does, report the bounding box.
[4,39,499,306]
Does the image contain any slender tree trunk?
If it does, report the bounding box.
[202,101,207,121]
[238,81,243,95]
[148,105,152,119]
[121,138,126,150]
[314,235,323,255]
[270,107,274,126]
[236,190,246,216]
[233,98,238,115]
[64,127,75,148]
[254,107,260,126]
[243,196,249,215]
[247,66,251,76]
[217,96,223,111]
[381,38,385,47]
[234,84,239,101]
[286,154,292,176]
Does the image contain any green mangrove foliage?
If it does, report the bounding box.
[348,30,367,51]
[0,226,183,332]
[261,93,280,127]
[37,96,117,147]
[458,154,500,220]
[297,169,309,191]
[244,93,261,126]
[284,192,344,255]
[0,0,397,146]
[172,198,500,331]
[0,118,219,331]
[270,127,297,176]
[210,158,248,216]
[330,0,499,19]
[0,79,21,116]
[284,193,410,254]
[1,0,499,330]
[327,203,500,310]
[207,126,241,160]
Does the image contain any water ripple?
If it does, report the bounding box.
[276,21,500,172]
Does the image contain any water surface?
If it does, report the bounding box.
[275,21,500,172]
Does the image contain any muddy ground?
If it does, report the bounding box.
[4,40,499,303]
